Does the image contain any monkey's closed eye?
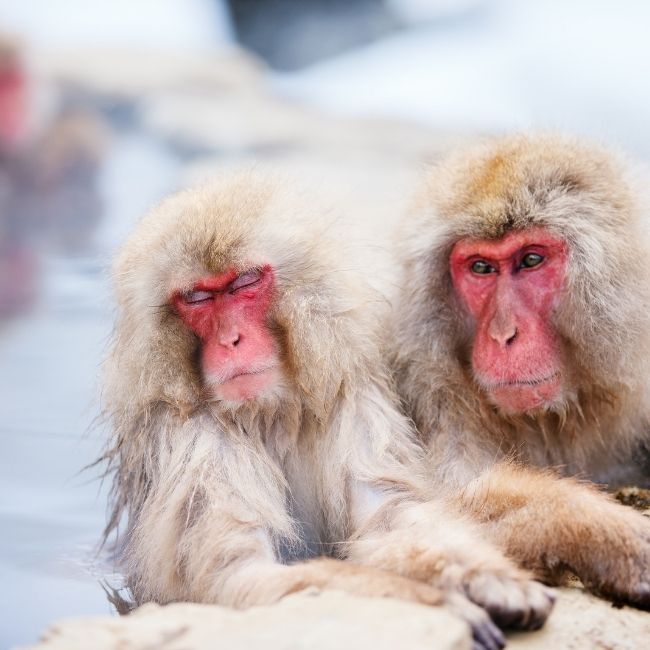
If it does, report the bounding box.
[183,290,213,304]
[471,260,496,275]
[520,253,544,269]
[231,270,262,292]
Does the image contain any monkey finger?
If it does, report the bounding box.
[463,572,556,631]
[625,581,650,610]
[598,580,650,611]
[445,593,505,650]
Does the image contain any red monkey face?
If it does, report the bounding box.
[449,228,568,414]
[172,265,283,403]
[0,60,27,147]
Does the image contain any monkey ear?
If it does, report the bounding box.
[106,314,201,417]
[149,321,204,411]
[273,294,345,421]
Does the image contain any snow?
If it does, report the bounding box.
[275,0,650,155]
[0,0,233,52]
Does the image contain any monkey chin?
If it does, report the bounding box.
[208,367,284,405]
[485,375,563,416]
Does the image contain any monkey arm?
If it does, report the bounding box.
[460,462,650,609]
[412,420,650,609]
[345,483,552,630]
[122,419,296,605]
[425,428,506,488]
[336,389,554,630]
[122,414,449,609]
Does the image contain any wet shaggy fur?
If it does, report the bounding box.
[392,133,650,608]
[100,173,553,643]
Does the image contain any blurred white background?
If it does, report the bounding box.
[277,0,650,155]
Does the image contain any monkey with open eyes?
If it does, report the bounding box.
[392,133,650,608]
[101,174,557,649]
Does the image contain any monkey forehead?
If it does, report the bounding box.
[116,178,300,282]
[463,134,622,201]
[111,174,368,322]
[187,268,240,292]
[450,228,566,263]
[422,133,633,239]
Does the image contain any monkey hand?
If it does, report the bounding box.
[348,499,555,634]
[274,559,505,650]
[573,501,650,609]
[342,563,504,650]
[327,563,506,650]
[326,562,506,650]
[443,559,556,632]
[444,593,506,650]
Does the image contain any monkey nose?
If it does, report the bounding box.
[488,321,518,348]
[503,328,517,347]
[217,331,241,348]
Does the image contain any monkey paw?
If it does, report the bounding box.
[582,510,650,609]
[462,570,555,631]
[370,573,505,650]
[308,560,505,650]
[445,593,505,650]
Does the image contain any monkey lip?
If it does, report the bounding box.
[482,372,562,413]
[208,364,280,402]
[484,371,561,390]
[216,364,278,385]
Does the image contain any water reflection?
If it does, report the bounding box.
[0,33,184,643]
[0,37,108,323]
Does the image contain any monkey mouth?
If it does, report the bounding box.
[480,371,563,413]
[230,369,273,381]
[213,364,278,386]
[206,364,281,403]
[485,371,561,390]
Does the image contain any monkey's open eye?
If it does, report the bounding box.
[470,260,496,275]
[520,253,544,269]
[230,269,262,292]
[183,289,213,304]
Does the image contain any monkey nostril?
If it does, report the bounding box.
[233,335,241,347]
[505,329,517,347]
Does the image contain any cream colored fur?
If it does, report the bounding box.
[394,133,650,486]
[101,173,553,643]
[392,133,650,608]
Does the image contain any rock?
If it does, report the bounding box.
[23,587,650,650]
[21,589,471,650]
[139,84,458,158]
[509,588,650,649]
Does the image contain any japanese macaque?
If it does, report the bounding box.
[0,35,27,150]
[101,174,556,648]
[392,133,650,608]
